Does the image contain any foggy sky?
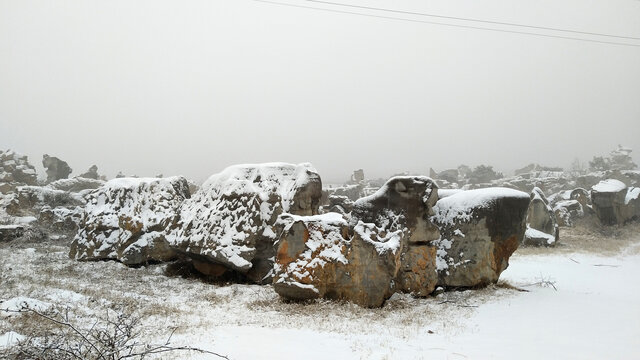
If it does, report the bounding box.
[1,0,639,184]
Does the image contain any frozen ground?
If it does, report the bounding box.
[1,224,640,359]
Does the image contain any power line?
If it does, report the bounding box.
[249,0,640,48]
[307,0,640,41]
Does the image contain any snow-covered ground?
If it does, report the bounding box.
[2,226,640,359]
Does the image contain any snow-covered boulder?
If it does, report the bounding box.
[523,187,559,246]
[553,200,583,227]
[47,177,105,193]
[78,165,100,180]
[274,176,441,306]
[70,176,190,265]
[351,176,441,297]
[432,188,530,288]
[324,194,354,214]
[0,149,37,194]
[42,154,72,183]
[591,179,630,225]
[274,213,403,307]
[171,163,322,284]
[0,225,25,242]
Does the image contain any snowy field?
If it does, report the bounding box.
[2,224,640,359]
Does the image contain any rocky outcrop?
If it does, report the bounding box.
[5,186,85,217]
[79,165,100,180]
[524,187,559,246]
[47,177,105,193]
[0,225,25,242]
[0,150,37,194]
[274,176,441,306]
[325,194,354,214]
[42,154,72,183]
[351,176,441,297]
[591,179,630,225]
[274,213,402,307]
[70,177,190,265]
[171,163,322,284]
[432,188,530,288]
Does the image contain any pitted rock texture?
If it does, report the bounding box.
[171,163,322,284]
[70,176,190,265]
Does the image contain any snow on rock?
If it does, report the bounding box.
[591,179,636,225]
[47,177,105,193]
[274,212,403,307]
[433,187,529,226]
[70,176,190,265]
[0,149,38,194]
[5,186,85,217]
[171,163,322,284]
[592,179,626,193]
[625,187,640,205]
[0,331,24,349]
[274,176,441,306]
[0,224,25,242]
[432,187,530,287]
[523,187,559,246]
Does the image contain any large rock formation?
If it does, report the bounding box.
[0,150,37,194]
[171,163,322,284]
[273,213,402,307]
[70,176,190,265]
[42,154,72,183]
[523,187,559,246]
[432,188,530,288]
[274,176,441,307]
[5,186,85,217]
[79,165,100,180]
[47,177,105,193]
[0,225,25,242]
[591,179,629,225]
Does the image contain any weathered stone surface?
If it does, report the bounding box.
[0,150,37,193]
[325,194,353,214]
[42,154,72,183]
[70,176,190,265]
[351,176,441,296]
[39,206,83,234]
[0,225,25,242]
[5,186,85,217]
[274,176,441,306]
[171,163,322,284]
[553,200,583,227]
[524,187,558,246]
[432,188,530,288]
[273,213,403,307]
[79,165,100,180]
[591,179,629,225]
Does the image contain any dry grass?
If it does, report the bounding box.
[2,220,639,356]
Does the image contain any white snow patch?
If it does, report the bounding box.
[433,187,529,225]
[592,179,626,193]
[0,331,24,349]
[625,187,640,204]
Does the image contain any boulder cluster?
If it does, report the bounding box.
[2,146,640,307]
[68,166,530,307]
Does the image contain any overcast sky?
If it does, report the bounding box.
[1,0,639,183]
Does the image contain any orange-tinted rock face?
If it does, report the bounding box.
[273,214,403,307]
[274,176,442,307]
